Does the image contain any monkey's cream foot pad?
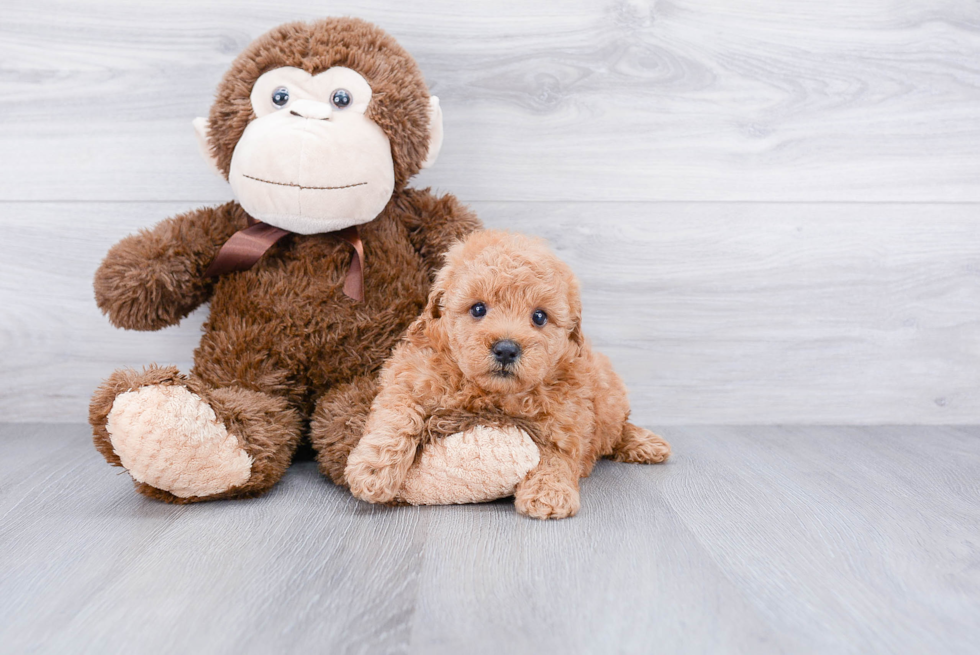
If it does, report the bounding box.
[106,385,253,498]
[398,425,540,505]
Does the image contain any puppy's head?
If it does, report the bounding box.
[417,230,583,394]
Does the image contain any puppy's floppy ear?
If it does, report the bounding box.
[566,276,585,347]
[568,314,584,346]
[422,288,444,323]
[409,266,450,340]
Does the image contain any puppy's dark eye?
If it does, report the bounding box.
[272,87,290,108]
[470,302,487,318]
[532,309,548,327]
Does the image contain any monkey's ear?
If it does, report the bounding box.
[420,96,444,170]
[193,117,224,177]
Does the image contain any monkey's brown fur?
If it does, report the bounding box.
[344,231,671,519]
[89,18,480,503]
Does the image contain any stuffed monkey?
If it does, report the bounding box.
[89,18,538,504]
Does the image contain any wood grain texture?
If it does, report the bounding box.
[1,424,978,654]
[1,0,978,423]
[0,0,978,202]
[2,201,978,424]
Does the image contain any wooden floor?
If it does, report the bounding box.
[2,424,977,654]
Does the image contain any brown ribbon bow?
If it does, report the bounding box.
[204,217,365,302]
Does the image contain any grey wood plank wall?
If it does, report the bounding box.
[1,0,978,423]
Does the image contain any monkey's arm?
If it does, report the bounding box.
[396,188,482,276]
[94,202,246,331]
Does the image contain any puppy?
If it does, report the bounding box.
[345,230,670,519]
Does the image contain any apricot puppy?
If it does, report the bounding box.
[345,230,670,519]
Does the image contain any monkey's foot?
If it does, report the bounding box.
[106,384,253,498]
[398,425,540,505]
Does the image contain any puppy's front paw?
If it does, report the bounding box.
[515,477,580,520]
[345,446,404,504]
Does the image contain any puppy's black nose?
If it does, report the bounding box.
[491,339,522,366]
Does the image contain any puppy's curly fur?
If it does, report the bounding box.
[345,230,670,519]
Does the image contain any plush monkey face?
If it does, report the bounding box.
[195,19,444,234]
[227,66,395,234]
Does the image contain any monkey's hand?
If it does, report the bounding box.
[397,425,540,505]
[94,205,241,331]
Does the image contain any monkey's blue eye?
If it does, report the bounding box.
[470,303,487,318]
[331,88,352,109]
[272,87,289,108]
[532,309,548,327]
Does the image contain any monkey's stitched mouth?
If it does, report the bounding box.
[243,174,368,191]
